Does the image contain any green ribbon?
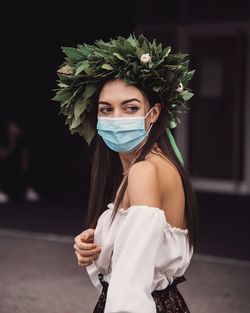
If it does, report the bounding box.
[166,127,184,167]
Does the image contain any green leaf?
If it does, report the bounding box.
[74,98,88,119]
[150,83,162,92]
[127,34,137,47]
[78,44,93,57]
[62,47,84,62]
[58,74,74,85]
[160,46,171,59]
[83,84,97,99]
[113,53,126,61]
[101,64,114,70]
[94,49,109,58]
[168,119,177,128]
[141,40,149,52]
[81,117,96,145]
[75,60,89,75]
[52,89,73,102]
[70,116,82,129]
[185,70,195,81]
[156,43,163,56]
[181,91,194,101]
[84,68,96,75]
[136,47,145,58]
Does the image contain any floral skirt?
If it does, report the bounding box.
[93,273,191,313]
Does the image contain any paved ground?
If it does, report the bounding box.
[0,192,250,261]
[0,229,249,313]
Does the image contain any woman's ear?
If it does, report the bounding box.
[151,103,161,123]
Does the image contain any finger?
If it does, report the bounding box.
[81,228,95,241]
[75,234,95,246]
[78,260,92,267]
[75,250,90,265]
[74,241,98,250]
[74,245,101,256]
[75,250,99,266]
[75,249,99,263]
[74,245,101,257]
[74,234,96,247]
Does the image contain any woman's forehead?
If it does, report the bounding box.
[99,79,146,104]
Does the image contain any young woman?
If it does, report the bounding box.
[54,34,197,313]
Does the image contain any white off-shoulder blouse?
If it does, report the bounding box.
[86,202,193,313]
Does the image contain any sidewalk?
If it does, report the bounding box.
[0,228,249,313]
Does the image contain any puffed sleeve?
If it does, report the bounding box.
[104,205,166,313]
[86,208,112,294]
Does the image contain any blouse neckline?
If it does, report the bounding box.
[107,202,189,235]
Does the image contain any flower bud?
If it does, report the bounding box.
[140,53,151,64]
[176,82,183,92]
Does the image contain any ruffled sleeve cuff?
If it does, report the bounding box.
[86,262,103,295]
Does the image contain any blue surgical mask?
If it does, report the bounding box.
[96,108,153,152]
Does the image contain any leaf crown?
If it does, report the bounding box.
[53,33,195,145]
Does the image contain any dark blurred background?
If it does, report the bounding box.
[0,1,250,260]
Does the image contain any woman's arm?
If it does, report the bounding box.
[104,161,165,313]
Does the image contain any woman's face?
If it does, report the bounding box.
[97,79,160,130]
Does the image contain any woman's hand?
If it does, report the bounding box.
[74,228,101,267]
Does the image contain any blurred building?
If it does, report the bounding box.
[1,0,249,259]
[136,0,250,259]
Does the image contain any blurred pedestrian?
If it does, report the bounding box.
[0,120,40,203]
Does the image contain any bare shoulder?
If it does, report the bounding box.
[143,152,184,203]
[127,160,161,207]
[127,153,186,229]
[128,159,158,182]
[147,153,181,184]
[146,153,186,225]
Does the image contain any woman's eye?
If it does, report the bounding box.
[127,106,139,112]
[98,106,139,114]
[99,107,112,113]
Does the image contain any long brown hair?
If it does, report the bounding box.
[86,81,198,250]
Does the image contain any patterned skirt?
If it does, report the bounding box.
[93,273,191,313]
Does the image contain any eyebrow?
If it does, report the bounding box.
[98,98,142,106]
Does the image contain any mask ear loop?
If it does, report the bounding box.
[146,122,154,135]
[144,107,155,135]
[144,107,154,119]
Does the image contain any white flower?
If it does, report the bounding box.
[176,82,183,92]
[140,53,151,64]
